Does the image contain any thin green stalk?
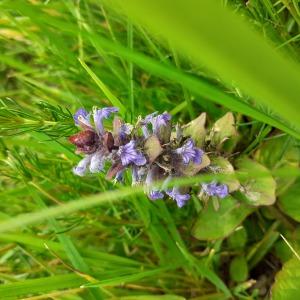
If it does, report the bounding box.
[127,21,135,120]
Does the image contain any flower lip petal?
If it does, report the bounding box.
[151,112,171,134]
[149,190,164,200]
[115,170,124,182]
[202,181,229,198]
[143,112,158,124]
[118,140,147,167]
[73,108,91,127]
[215,184,229,198]
[142,112,171,132]
[145,165,165,200]
[166,187,190,208]
[176,199,187,208]
[73,155,92,176]
[141,126,150,139]
[101,107,119,118]
[133,153,147,166]
[193,148,204,164]
[93,106,119,135]
[89,151,105,173]
[119,123,133,140]
[175,138,203,165]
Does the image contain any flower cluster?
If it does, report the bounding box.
[69,107,230,208]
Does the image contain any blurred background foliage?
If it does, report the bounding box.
[0,0,299,299]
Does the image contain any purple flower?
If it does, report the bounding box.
[166,187,190,208]
[93,107,119,135]
[141,112,157,138]
[73,155,92,176]
[144,112,171,135]
[89,151,105,173]
[175,139,203,165]
[152,112,171,134]
[118,140,147,166]
[144,112,158,123]
[131,165,139,185]
[115,170,124,183]
[73,151,106,176]
[131,165,147,185]
[119,123,133,141]
[202,182,229,199]
[141,126,150,139]
[149,190,164,200]
[215,184,229,198]
[73,108,91,127]
[145,165,165,201]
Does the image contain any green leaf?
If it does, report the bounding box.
[246,222,280,270]
[235,157,276,206]
[278,179,300,222]
[274,240,293,263]
[229,256,248,283]
[192,196,253,240]
[255,136,299,196]
[227,227,247,250]
[255,135,293,169]
[271,257,300,300]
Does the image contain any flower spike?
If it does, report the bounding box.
[69,107,233,209]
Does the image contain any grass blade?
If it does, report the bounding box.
[104,0,300,129]
[79,59,126,116]
[0,274,86,299]
[87,33,300,139]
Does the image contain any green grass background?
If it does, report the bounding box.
[0,0,299,299]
